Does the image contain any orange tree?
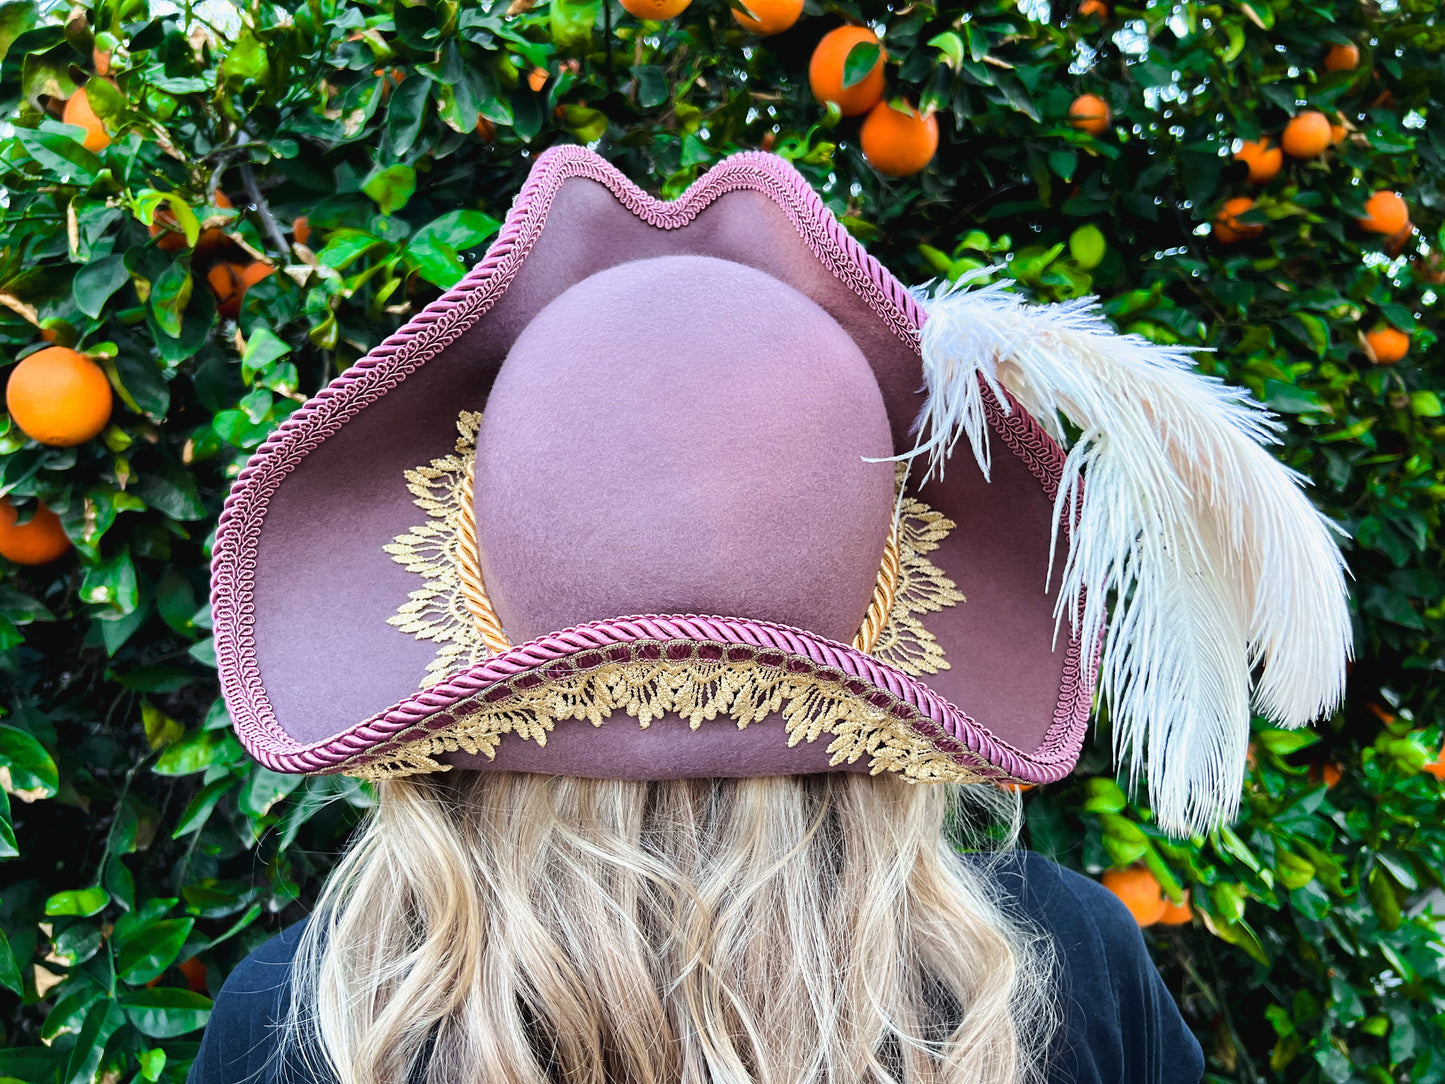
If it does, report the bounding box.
[1,0,1443,1079]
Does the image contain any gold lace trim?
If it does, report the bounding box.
[382,412,506,685]
[343,649,986,784]
[384,416,965,685]
[856,467,965,675]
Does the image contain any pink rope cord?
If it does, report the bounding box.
[237,613,1079,785]
[210,146,1091,784]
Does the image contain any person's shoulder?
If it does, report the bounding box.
[974,848,1206,1084]
[185,918,312,1084]
[1002,850,1150,947]
[219,917,310,997]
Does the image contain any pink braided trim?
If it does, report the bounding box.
[984,389,1097,764]
[231,614,1079,786]
[209,145,1093,779]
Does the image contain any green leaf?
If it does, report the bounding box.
[0,3,39,67]
[72,254,131,318]
[238,767,302,819]
[44,885,110,916]
[172,777,234,837]
[0,926,22,995]
[134,462,205,520]
[551,0,599,50]
[928,31,965,69]
[120,988,212,1038]
[62,1000,126,1084]
[149,260,193,339]
[384,75,430,157]
[362,164,418,215]
[0,724,58,797]
[1047,148,1077,185]
[1275,849,1316,891]
[138,1049,166,1082]
[842,42,881,90]
[1100,813,1149,865]
[80,547,139,614]
[632,65,669,109]
[153,729,223,776]
[1083,777,1127,813]
[15,128,100,182]
[141,701,186,751]
[1262,380,1325,414]
[1255,729,1320,756]
[117,918,195,985]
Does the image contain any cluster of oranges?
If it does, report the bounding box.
[0,342,116,565]
[806,27,937,178]
[1103,866,1193,928]
[56,51,285,322]
[1215,44,1415,365]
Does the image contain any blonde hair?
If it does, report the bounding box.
[278,772,1057,1083]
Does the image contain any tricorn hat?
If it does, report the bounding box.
[211,146,1351,834]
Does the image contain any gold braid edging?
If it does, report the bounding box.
[852,522,901,656]
[342,653,988,786]
[457,458,510,654]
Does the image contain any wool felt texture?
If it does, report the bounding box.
[184,850,1206,1084]
[475,254,895,646]
[214,147,1086,783]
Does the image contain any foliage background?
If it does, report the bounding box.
[0,0,1442,1080]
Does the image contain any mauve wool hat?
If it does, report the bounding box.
[212,145,1351,834]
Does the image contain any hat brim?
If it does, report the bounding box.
[211,146,1093,784]
[236,613,1088,786]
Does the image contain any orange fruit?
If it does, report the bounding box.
[1102,867,1167,927]
[1000,782,1036,794]
[476,115,496,142]
[1324,44,1359,72]
[621,0,691,18]
[1280,111,1331,158]
[6,346,113,447]
[62,83,111,152]
[1157,892,1193,926]
[92,46,112,76]
[1078,0,1109,17]
[1322,762,1343,788]
[1364,325,1409,365]
[1213,196,1264,244]
[1234,138,1281,184]
[731,0,803,36]
[292,216,311,247]
[1329,112,1348,144]
[1357,190,1409,236]
[527,66,548,92]
[151,191,233,254]
[860,100,939,177]
[208,261,275,320]
[0,499,71,565]
[1068,93,1110,135]
[809,27,887,118]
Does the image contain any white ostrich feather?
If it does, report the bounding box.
[906,280,1352,836]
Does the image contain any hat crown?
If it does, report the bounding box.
[473,255,896,645]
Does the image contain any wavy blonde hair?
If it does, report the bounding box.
[277,772,1057,1083]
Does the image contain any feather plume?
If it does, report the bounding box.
[905,281,1352,835]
